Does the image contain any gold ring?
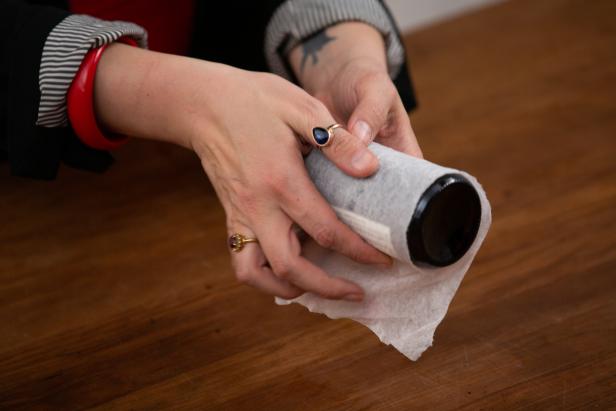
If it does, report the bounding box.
[312,123,343,148]
[228,233,259,252]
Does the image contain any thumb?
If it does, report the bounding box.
[348,84,392,146]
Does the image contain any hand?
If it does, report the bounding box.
[93,44,392,301]
[289,22,423,158]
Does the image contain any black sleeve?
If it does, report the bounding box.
[190,1,416,112]
[0,0,113,180]
[377,0,418,112]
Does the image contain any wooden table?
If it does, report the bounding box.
[1,0,615,409]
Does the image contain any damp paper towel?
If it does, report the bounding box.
[276,143,492,361]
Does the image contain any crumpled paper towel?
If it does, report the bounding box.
[276,143,491,360]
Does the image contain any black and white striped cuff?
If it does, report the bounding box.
[37,14,148,128]
[265,0,405,81]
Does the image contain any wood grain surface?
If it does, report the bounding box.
[1,0,615,409]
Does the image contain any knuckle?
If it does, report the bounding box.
[355,72,378,93]
[292,204,310,223]
[269,257,292,280]
[260,171,288,197]
[361,96,390,121]
[317,286,343,300]
[313,224,336,249]
[345,245,366,263]
[234,267,254,284]
[303,98,328,120]
[360,70,389,87]
[330,131,356,156]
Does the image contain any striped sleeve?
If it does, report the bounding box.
[37,14,148,128]
[264,0,405,81]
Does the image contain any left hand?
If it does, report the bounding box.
[289,22,423,158]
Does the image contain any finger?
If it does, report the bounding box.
[279,153,392,266]
[253,209,365,301]
[286,98,379,178]
[376,97,423,158]
[228,224,303,299]
[347,81,393,146]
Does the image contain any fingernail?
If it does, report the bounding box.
[353,121,372,145]
[352,149,375,172]
[344,293,364,302]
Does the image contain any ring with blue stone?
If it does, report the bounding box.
[312,123,342,148]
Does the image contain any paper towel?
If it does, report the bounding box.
[276,143,491,361]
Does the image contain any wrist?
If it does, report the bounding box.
[289,22,388,94]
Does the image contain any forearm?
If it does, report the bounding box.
[288,22,388,94]
[94,43,216,150]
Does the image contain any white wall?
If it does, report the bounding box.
[384,0,504,33]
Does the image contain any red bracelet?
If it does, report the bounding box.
[67,37,137,150]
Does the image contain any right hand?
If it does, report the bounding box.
[94,45,392,301]
[189,65,394,301]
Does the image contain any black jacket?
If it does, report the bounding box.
[0,0,416,180]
